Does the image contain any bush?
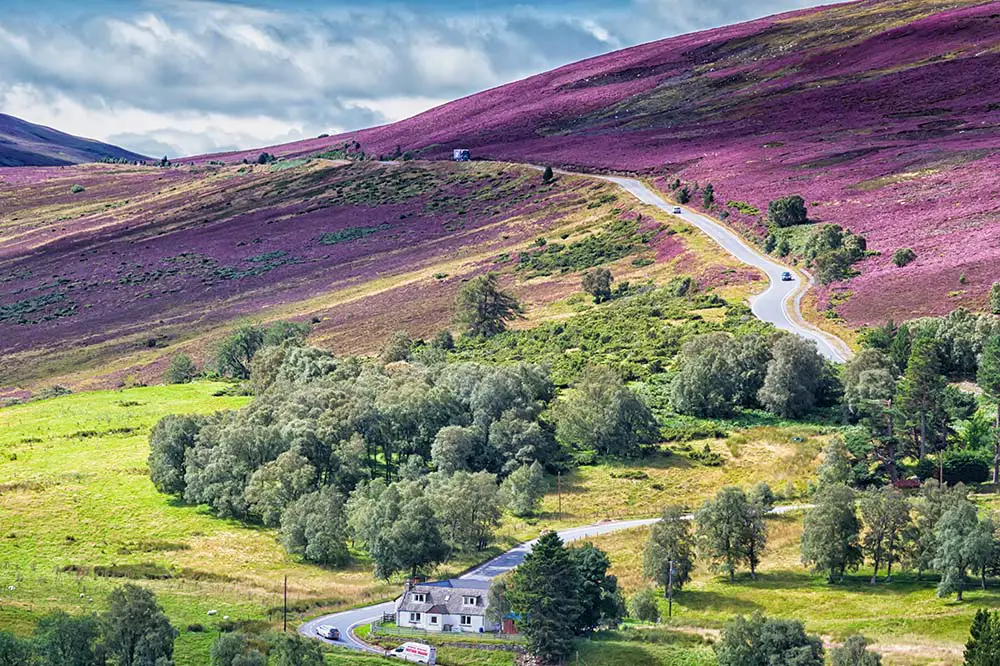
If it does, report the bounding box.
[70,184,86,194]
[690,443,723,466]
[628,588,661,623]
[915,450,990,485]
[892,248,917,267]
[166,354,198,384]
[767,195,808,228]
[991,282,1000,315]
[676,187,691,204]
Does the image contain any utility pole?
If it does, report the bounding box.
[283,575,288,632]
[667,560,675,619]
[557,471,562,515]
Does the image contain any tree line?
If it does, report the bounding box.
[0,582,331,666]
[150,344,657,577]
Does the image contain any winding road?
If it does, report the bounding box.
[301,167,849,653]
[300,506,813,653]
[601,176,851,363]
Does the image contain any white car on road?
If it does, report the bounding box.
[672,206,682,214]
[316,625,340,640]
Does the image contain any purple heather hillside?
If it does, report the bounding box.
[0,114,148,167]
[191,0,1000,325]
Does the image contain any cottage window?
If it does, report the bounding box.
[462,596,478,606]
[410,612,422,623]
[412,593,426,603]
[460,615,472,626]
[430,616,438,625]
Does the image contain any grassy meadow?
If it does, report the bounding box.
[0,379,836,664]
[585,514,980,665]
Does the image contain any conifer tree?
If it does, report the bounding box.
[509,531,583,663]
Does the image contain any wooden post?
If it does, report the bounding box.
[667,560,675,619]
[557,472,562,515]
[283,575,288,632]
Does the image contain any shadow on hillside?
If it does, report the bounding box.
[679,590,762,614]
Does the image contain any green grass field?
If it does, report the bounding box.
[0,381,836,664]
[586,515,977,665]
[12,382,955,665]
[0,383,409,664]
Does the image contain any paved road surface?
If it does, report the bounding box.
[602,176,851,363]
[300,505,813,653]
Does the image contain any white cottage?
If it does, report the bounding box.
[395,579,496,634]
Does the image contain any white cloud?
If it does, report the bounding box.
[0,0,823,156]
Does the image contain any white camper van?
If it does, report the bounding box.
[389,642,437,664]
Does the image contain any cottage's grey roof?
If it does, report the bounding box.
[397,579,488,615]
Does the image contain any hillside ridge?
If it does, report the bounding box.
[0,113,147,167]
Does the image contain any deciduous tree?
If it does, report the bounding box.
[830,635,882,666]
[715,612,824,666]
[696,486,767,581]
[644,505,695,594]
[554,365,658,457]
[933,499,980,600]
[801,484,861,583]
[280,485,350,566]
[977,335,1000,484]
[758,335,826,418]
[499,461,546,517]
[628,588,661,624]
[859,486,910,583]
[582,268,613,303]
[101,584,177,666]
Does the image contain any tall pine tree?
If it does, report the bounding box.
[977,335,1000,485]
[896,333,945,459]
[509,531,583,663]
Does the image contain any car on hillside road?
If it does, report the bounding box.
[672,206,682,214]
[781,271,794,281]
[317,625,340,641]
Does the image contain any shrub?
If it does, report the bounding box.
[70,184,86,194]
[690,443,724,466]
[991,283,1000,315]
[166,354,198,384]
[676,187,691,204]
[542,166,554,184]
[702,183,715,207]
[716,613,824,666]
[582,268,613,303]
[767,195,808,228]
[915,450,990,485]
[628,588,661,623]
[892,248,917,267]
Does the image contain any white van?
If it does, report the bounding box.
[389,642,437,664]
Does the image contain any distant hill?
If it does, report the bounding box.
[0,113,147,166]
[200,0,1000,326]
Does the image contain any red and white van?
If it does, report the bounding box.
[389,642,437,664]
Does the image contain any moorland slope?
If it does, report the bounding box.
[0,113,147,167]
[0,159,752,392]
[201,0,1000,326]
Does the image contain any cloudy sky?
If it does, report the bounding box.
[0,0,823,157]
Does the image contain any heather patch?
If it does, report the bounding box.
[0,292,77,325]
[516,216,663,277]
[318,224,391,245]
